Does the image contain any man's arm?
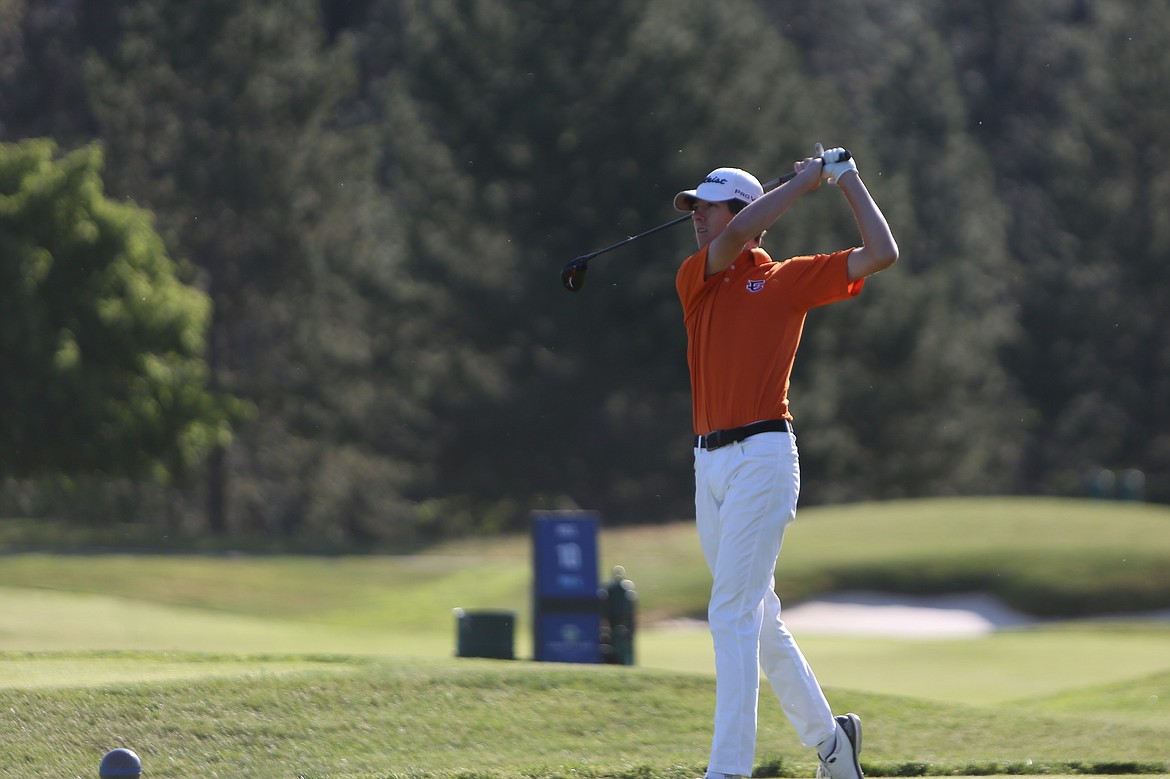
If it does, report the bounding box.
[706,157,823,276]
[836,169,899,281]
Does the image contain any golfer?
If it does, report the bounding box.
[674,147,898,779]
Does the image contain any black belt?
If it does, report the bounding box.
[694,419,791,451]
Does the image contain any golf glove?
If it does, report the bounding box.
[822,146,857,185]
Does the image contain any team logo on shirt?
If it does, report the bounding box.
[746,279,766,293]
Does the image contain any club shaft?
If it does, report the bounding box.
[572,170,799,265]
[573,213,692,263]
[762,170,798,190]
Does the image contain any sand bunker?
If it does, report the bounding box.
[779,591,1035,638]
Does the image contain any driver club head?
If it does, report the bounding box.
[561,259,589,292]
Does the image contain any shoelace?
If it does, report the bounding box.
[816,743,840,779]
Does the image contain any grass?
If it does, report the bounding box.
[1,497,1169,778]
[1026,668,1170,726]
[0,650,355,689]
[2,654,1168,779]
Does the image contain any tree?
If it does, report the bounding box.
[0,138,240,482]
[937,0,1170,500]
[82,0,389,536]
[3,0,1164,542]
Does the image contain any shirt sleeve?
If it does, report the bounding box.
[775,248,865,312]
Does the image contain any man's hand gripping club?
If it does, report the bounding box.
[814,142,858,185]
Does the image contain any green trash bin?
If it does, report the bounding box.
[454,608,515,660]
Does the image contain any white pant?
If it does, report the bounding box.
[694,431,835,777]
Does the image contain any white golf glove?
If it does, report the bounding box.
[821,146,857,185]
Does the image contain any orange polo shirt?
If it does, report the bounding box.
[676,245,863,435]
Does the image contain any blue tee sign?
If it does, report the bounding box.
[531,511,601,663]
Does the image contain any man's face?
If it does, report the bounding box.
[691,199,735,249]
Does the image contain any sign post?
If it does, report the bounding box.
[531,511,601,663]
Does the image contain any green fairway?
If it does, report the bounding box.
[0,585,452,657]
[3,584,1169,710]
[1,498,1169,778]
[0,650,354,689]
[636,620,1170,706]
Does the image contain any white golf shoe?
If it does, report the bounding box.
[817,713,863,779]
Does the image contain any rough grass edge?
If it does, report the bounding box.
[859,760,1168,777]
[434,761,1170,779]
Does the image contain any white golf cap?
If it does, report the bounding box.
[674,167,763,212]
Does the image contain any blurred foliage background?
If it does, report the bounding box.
[0,0,1166,546]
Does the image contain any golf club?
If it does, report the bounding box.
[560,151,850,292]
